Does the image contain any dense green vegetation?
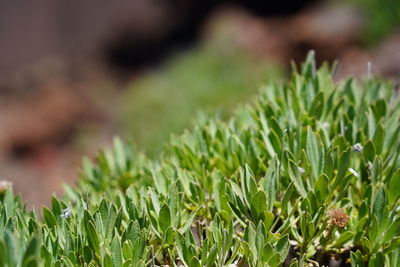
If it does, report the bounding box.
[1,53,400,266]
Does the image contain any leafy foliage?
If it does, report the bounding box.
[2,52,400,266]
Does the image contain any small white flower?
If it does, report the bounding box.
[321,122,330,128]
[60,208,72,219]
[334,231,341,239]
[352,143,364,153]
[298,167,306,174]
[349,168,360,178]
[0,180,12,193]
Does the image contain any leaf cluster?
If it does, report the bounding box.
[1,52,400,266]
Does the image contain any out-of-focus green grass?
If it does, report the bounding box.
[118,42,282,154]
[349,0,400,44]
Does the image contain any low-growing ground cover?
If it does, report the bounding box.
[1,52,400,266]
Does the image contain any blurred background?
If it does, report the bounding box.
[0,0,399,207]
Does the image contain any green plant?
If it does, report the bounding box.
[1,52,400,266]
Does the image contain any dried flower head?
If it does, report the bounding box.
[327,208,349,228]
[352,143,364,153]
[0,180,12,193]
